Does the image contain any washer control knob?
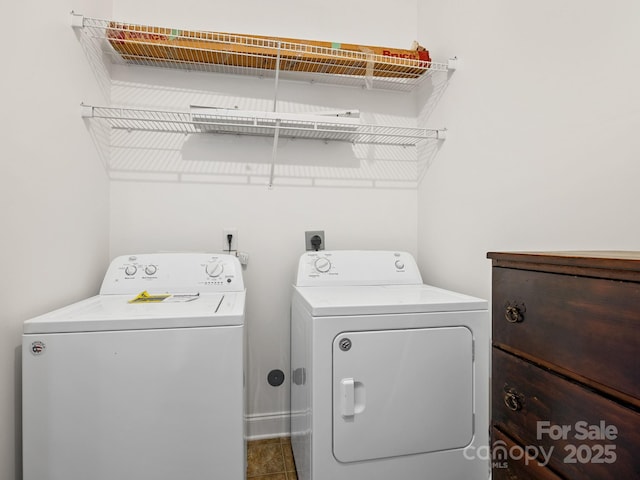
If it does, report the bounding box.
[145,265,157,276]
[395,260,405,270]
[125,265,137,276]
[314,257,331,273]
[206,261,224,278]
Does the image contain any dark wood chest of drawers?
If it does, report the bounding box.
[487,251,640,479]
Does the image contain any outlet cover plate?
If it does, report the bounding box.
[222,228,238,252]
[305,231,325,251]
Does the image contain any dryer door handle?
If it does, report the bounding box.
[340,378,355,417]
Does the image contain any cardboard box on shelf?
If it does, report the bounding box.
[107,23,432,78]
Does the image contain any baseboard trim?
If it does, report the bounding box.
[245,411,290,441]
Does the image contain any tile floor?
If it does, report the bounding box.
[246,437,297,480]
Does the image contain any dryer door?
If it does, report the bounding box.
[332,326,473,463]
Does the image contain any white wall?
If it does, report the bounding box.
[109,0,420,437]
[5,2,637,475]
[416,0,640,300]
[0,1,112,479]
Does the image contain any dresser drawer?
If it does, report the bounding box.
[492,428,562,480]
[492,348,640,479]
[492,267,640,401]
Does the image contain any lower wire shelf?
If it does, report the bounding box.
[81,104,445,146]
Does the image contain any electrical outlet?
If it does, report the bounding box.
[305,230,325,251]
[222,228,238,252]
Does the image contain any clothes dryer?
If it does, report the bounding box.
[23,253,246,480]
[291,250,489,480]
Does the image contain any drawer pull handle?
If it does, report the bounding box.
[504,302,525,323]
[504,390,524,411]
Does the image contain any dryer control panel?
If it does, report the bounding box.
[295,250,423,287]
[100,253,244,294]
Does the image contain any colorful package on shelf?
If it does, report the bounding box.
[106,22,432,78]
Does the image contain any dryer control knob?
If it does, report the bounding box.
[314,257,332,273]
[206,261,224,278]
[395,260,405,270]
[124,265,137,276]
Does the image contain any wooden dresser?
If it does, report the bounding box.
[486,251,640,479]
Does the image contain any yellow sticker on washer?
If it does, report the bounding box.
[128,291,171,303]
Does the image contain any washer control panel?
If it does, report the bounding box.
[295,250,423,287]
[100,253,244,294]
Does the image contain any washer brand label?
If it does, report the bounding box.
[30,341,46,356]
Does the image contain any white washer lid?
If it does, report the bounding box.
[293,284,486,317]
[23,292,245,334]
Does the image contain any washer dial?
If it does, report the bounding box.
[144,265,157,276]
[124,265,137,276]
[314,257,332,273]
[206,261,224,278]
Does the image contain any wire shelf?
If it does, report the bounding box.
[82,105,443,146]
[74,14,451,91]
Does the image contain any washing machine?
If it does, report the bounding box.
[290,250,489,480]
[23,253,246,480]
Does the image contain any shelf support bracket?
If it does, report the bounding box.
[272,41,282,113]
[268,119,281,188]
[364,53,374,90]
[80,103,94,118]
[70,11,84,28]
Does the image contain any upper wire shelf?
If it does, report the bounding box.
[73,14,453,92]
[81,105,444,146]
